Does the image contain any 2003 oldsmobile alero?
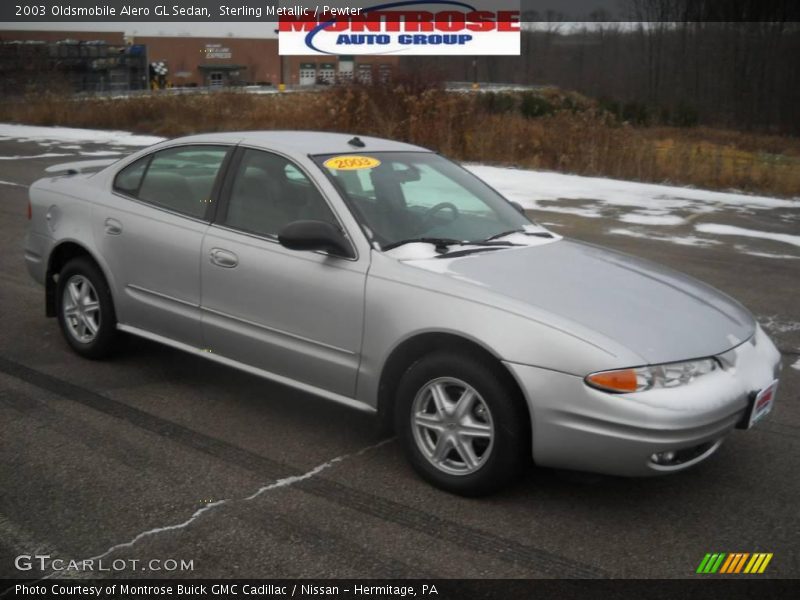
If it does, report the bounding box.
[24,131,782,495]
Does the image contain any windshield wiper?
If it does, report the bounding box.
[384,237,523,253]
[435,247,506,259]
[383,237,463,252]
[485,228,554,241]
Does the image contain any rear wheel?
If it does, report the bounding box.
[56,257,118,359]
[395,352,529,496]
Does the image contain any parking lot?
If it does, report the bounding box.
[0,133,798,581]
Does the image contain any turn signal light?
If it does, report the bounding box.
[586,358,717,394]
[585,369,639,393]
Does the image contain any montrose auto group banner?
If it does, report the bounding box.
[3,0,521,55]
[275,1,521,56]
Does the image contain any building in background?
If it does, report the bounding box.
[0,30,398,92]
[0,31,148,94]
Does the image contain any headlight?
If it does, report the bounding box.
[585,358,717,393]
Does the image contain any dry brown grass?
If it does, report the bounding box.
[2,86,798,198]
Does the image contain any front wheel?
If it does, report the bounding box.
[56,257,118,359]
[394,352,529,496]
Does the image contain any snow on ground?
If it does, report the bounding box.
[0,152,74,160]
[78,150,124,157]
[0,124,164,147]
[759,315,800,335]
[608,228,722,247]
[468,164,800,211]
[468,164,799,259]
[733,245,799,260]
[695,224,800,248]
[619,213,686,226]
[523,204,604,219]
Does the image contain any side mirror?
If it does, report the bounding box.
[510,201,526,215]
[278,220,355,259]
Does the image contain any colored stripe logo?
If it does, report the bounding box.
[696,553,773,574]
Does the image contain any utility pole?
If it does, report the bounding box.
[274,28,286,92]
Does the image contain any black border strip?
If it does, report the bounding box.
[1,1,798,23]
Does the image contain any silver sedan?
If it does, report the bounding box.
[24,131,782,495]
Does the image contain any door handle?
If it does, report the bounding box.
[209,248,238,268]
[104,217,122,235]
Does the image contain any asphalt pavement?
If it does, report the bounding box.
[0,137,798,581]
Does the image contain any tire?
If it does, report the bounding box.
[56,257,118,359]
[394,352,529,496]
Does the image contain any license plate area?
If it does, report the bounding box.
[742,379,778,429]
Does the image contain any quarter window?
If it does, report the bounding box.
[224,149,338,237]
[113,157,147,196]
[114,145,229,219]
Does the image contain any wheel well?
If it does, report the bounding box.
[376,333,531,434]
[45,242,101,317]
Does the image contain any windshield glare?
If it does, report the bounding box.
[314,152,532,249]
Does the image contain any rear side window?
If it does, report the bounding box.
[113,145,229,219]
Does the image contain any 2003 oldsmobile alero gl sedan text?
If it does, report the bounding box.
[24,131,782,495]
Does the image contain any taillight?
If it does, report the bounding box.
[27,200,32,220]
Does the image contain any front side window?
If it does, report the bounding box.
[223,149,339,238]
[114,145,229,219]
[314,152,531,248]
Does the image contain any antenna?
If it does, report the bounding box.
[348,136,366,148]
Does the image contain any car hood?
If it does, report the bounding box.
[404,239,755,364]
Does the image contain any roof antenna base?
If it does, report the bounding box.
[348,136,366,148]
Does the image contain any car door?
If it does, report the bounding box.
[200,147,367,398]
[94,144,232,347]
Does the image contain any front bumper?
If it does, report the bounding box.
[505,324,782,477]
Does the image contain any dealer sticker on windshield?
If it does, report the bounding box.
[323,156,381,171]
[748,379,778,428]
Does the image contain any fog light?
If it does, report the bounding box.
[651,451,676,465]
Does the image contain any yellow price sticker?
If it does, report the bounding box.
[323,155,381,171]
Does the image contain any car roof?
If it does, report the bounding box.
[161,130,431,157]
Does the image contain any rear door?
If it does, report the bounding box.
[94,144,232,347]
[200,147,368,397]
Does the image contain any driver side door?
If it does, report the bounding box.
[200,147,368,398]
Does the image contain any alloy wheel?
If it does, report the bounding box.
[411,377,495,476]
[61,274,101,343]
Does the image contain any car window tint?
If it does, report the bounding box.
[224,149,338,237]
[113,157,148,196]
[316,152,530,247]
[402,164,490,214]
[135,146,228,219]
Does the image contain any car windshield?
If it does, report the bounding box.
[313,152,532,250]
